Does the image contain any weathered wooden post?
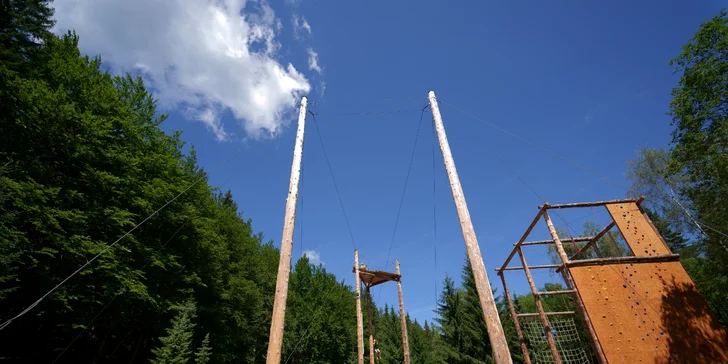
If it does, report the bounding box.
[266,96,307,364]
[428,90,512,364]
[355,250,364,364]
[395,260,411,364]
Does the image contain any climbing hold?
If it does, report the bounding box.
[623,284,627,288]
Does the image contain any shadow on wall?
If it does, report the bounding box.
[659,278,728,364]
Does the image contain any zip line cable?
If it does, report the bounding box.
[52,218,191,364]
[0,147,243,331]
[377,104,429,304]
[337,108,425,116]
[52,170,241,362]
[308,110,357,250]
[436,97,728,245]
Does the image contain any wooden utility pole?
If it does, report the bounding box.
[427,91,513,364]
[366,286,375,364]
[355,250,365,364]
[395,260,411,364]
[266,96,307,364]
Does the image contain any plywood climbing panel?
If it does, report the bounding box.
[605,202,670,257]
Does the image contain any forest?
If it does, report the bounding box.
[1,0,727,362]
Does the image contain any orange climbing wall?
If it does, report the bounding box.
[571,262,728,363]
[605,202,671,256]
[568,202,728,363]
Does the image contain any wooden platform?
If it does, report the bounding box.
[353,266,400,287]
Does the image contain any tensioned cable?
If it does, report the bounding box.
[436,98,728,245]
[377,104,428,304]
[308,110,357,249]
[52,170,241,362]
[0,147,243,331]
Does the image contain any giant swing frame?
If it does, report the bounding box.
[264,91,513,364]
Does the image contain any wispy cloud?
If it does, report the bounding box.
[54,0,310,139]
[303,249,324,265]
[292,15,312,39]
[307,48,322,74]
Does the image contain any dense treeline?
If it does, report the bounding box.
[2,0,728,362]
[624,10,728,329]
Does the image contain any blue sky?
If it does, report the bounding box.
[55,0,724,325]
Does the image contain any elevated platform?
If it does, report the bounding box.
[352,266,400,287]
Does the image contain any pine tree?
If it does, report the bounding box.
[0,0,55,73]
[195,333,212,364]
[151,302,197,364]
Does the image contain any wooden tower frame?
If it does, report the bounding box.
[353,250,410,364]
[497,197,728,364]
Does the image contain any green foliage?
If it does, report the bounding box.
[151,302,198,364]
[195,333,212,364]
[282,256,357,363]
[0,0,55,73]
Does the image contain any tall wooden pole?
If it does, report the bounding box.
[395,260,411,364]
[355,250,365,364]
[266,96,307,364]
[428,91,513,364]
[366,286,375,364]
[543,210,607,364]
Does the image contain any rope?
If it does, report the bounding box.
[378,104,428,304]
[308,110,357,250]
[0,147,242,331]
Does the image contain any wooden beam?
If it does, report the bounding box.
[517,236,594,246]
[355,251,364,364]
[499,208,546,276]
[539,197,643,210]
[517,311,576,318]
[568,222,616,261]
[497,264,561,272]
[517,247,562,364]
[537,290,575,296]
[428,91,512,364]
[266,97,307,364]
[500,274,531,364]
[566,254,681,268]
[367,286,374,364]
[396,261,411,364]
[543,210,608,364]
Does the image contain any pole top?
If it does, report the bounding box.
[428,90,436,98]
[301,96,307,105]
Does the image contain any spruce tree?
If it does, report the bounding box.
[195,333,212,364]
[151,302,197,364]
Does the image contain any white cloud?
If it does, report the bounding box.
[292,15,312,39]
[53,0,310,138]
[307,48,321,74]
[302,249,323,265]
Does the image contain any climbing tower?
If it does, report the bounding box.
[497,198,728,364]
